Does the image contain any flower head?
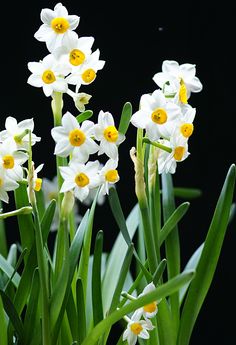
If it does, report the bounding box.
[99,159,120,195]
[135,283,159,319]
[51,111,99,161]
[94,110,125,159]
[123,312,154,345]
[34,2,80,52]
[0,166,19,203]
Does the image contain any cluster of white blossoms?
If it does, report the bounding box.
[131,60,203,174]
[27,2,105,110]
[122,283,158,345]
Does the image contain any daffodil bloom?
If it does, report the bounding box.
[94,110,125,160]
[158,132,190,174]
[123,312,154,345]
[59,160,100,202]
[99,159,119,195]
[51,111,99,161]
[153,60,203,103]
[177,105,196,139]
[0,117,41,150]
[0,166,19,203]
[32,164,44,192]
[34,2,80,52]
[66,49,105,92]
[0,139,28,181]
[27,54,69,97]
[53,35,94,70]
[133,283,159,319]
[131,89,181,141]
[67,89,92,112]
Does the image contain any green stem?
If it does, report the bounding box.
[143,138,172,153]
[0,201,7,257]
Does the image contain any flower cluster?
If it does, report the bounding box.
[131,60,202,173]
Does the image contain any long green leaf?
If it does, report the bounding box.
[76,278,87,344]
[159,202,190,246]
[0,295,8,344]
[76,110,93,123]
[41,199,57,243]
[118,102,132,135]
[92,231,104,326]
[0,289,24,341]
[82,270,195,345]
[173,187,202,199]
[178,164,236,345]
[66,289,78,340]
[0,254,20,288]
[0,200,7,257]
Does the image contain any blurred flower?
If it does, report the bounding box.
[123,312,154,345]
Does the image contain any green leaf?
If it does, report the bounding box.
[92,231,104,326]
[178,164,236,345]
[0,200,7,257]
[0,289,24,341]
[4,248,27,291]
[23,268,39,344]
[76,110,93,123]
[153,259,167,285]
[82,270,195,345]
[118,102,132,135]
[0,253,21,288]
[41,199,57,243]
[66,289,78,340]
[173,187,202,199]
[102,202,139,313]
[179,243,204,305]
[0,294,8,344]
[35,189,46,221]
[159,202,190,246]
[76,278,87,344]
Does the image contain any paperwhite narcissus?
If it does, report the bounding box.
[158,133,190,174]
[177,105,196,139]
[27,54,69,97]
[51,111,99,161]
[134,283,159,320]
[0,117,41,150]
[153,60,203,103]
[131,89,181,141]
[34,2,80,52]
[123,312,154,345]
[66,49,105,92]
[0,166,19,203]
[99,159,119,195]
[32,164,44,192]
[0,139,28,182]
[67,89,92,112]
[59,160,100,202]
[94,110,125,160]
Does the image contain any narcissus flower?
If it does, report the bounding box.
[59,160,100,202]
[0,117,41,150]
[32,164,44,192]
[27,54,69,97]
[0,139,28,181]
[134,283,159,319]
[34,2,80,52]
[0,166,19,203]
[99,159,119,195]
[67,89,92,112]
[123,312,154,345]
[66,49,105,92]
[51,111,99,161]
[131,89,181,141]
[177,105,196,139]
[94,110,125,159]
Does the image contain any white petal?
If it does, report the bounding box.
[27,62,44,74]
[34,24,51,42]
[40,8,55,24]
[62,112,79,131]
[153,72,169,88]
[186,77,203,93]
[74,186,89,202]
[13,151,28,165]
[60,180,75,193]
[180,63,196,81]
[139,329,150,339]
[51,126,67,142]
[43,85,53,97]
[162,60,179,75]
[131,110,148,129]
[117,133,125,145]
[62,31,78,48]
[99,111,114,128]
[54,139,72,157]
[142,282,156,294]
[53,79,68,93]
[59,166,74,180]
[145,121,161,141]
[68,15,80,30]
[3,179,19,191]
[54,3,68,17]
[0,189,9,203]
[94,125,104,140]
[5,117,18,132]
[27,74,43,88]
[103,142,118,160]
[46,31,63,52]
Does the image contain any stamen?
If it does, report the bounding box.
[51,17,70,34]
[2,155,14,169]
[75,173,89,187]
[42,70,56,84]
[180,123,194,138]
[69,129,86,146]
[151,108,167,124]
[174,146,185,161]
[81,68,96,83]
[143,302,157,313]
[34,178,42,192]
[105,169,119,182]
[130,322,143,335]
[103,126,118,142]
[69,49,85,66]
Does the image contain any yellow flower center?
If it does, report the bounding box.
[75,173,89,187]
[69,49,85,66]
[179,79,188,104]
[81,68,96,83]
[130,322,143,335]
[105,169,119,182]
[2,155,14,169]
[103,126,119,142]
[69,129,86,146]
[151,108,167,124]
[34,178,42,192]
[42,70,56,84]
[180,123,194,138]
[143,302,157,313]
[51,17,70,34]
[174,146,185,161]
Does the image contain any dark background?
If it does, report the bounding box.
[1,1,235,344]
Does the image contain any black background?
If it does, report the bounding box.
[1,1,235,344]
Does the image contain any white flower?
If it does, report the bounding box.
[99,159,119,195]
[59,160,100,202]
[177,105,196,139]
[82,186,106,206]
[66,49,105,92]
[0,117,41,150]
[158,133,190,174]
[51,111,99,161]
[67,89,92,112]
[123,312,154,345]
[32,163,44,192]
[0,139,28,181]
[34,2,80,52]
[53,35,94,69]
[27,54,69,97]
[153,60,203,103]
[0,166,19,203]
[94,110,125,159]
[134,283,159,320]
[131,89,181,141]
